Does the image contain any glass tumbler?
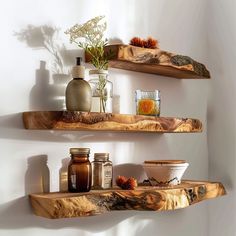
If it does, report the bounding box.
[135,90,161,116]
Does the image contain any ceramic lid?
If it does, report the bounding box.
[144,160,186,164]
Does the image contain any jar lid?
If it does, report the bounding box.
[94,153,109,161]
[135,90,160,100]
[70,148,90,155]
[89,69,108,75]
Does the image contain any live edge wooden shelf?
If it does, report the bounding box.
[29,180,225,219]
[23,111,202,133]
[85,44,211,79]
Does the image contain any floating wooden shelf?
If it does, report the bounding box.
[85,44,210,79]
[23,111,202,133]
[29,180,225,219]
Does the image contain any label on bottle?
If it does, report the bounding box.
[103,166,112,189]
[71,174,76,189]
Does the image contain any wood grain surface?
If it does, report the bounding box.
[29,180,226,219]
[23,111,202,133]
[85,44,210,79]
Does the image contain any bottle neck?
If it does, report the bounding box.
[71,154,89,162]
[73,77,83,80]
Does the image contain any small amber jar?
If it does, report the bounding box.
[68,148,92,192]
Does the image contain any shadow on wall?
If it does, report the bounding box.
[0,198,191,233]
[59,157,70,192]
[14,24,79,74]
[14,24,84,111]
[29,60,72,111]
[25,155,50,195]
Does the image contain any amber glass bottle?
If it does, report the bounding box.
[68,148,91,192]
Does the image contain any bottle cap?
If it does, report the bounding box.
[71,57,85,79]
[70,148,90,155]
[94,153,109,161]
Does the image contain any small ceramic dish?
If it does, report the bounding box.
[143,160,189,186]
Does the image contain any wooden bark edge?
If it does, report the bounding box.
[29,180,226,219]
[85,44,210,79]
[23,111,202,133]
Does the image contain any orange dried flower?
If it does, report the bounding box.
[116,176,138,190]
[146,37,158,49]
[116,175,127,187]
[122,177,138,190]
[130,37,144,47]
[130,36,159,49]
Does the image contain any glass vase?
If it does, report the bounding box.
[88,69,113,113]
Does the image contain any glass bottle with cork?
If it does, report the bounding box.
[68,148,92,192]
[91,153,113,189]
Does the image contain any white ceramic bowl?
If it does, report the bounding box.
[143,160,189,186]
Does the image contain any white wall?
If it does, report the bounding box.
[207,0,236,235]
[0,1,210,236]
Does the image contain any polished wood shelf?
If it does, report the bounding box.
[85,44,211,79]
[29,180,225,219]
[23,111,202,133]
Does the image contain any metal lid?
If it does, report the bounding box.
[89,69,108,75]
[94,153,109,161]
[70,148,90,155]
[135,90,160,100]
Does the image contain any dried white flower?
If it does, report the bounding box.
[65,15,111,70]
[65,15,106,46]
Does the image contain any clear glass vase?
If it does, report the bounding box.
[88,69,113,113]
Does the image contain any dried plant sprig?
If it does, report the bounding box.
[65,16,111,69]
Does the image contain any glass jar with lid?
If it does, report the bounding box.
[91,153,113,189]
[68,148,92,192]
[88,70,113,113]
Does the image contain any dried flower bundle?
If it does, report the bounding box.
[130,37,159,49]
[65,16,111,70]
